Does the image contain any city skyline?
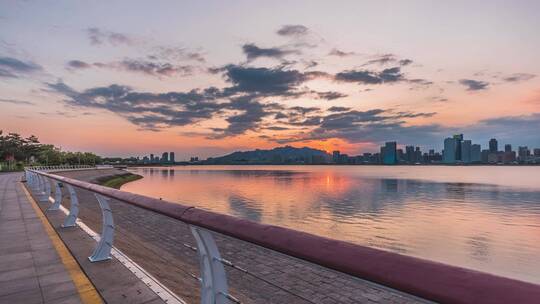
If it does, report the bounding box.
[112,134,540,164]
[1,1,540,159]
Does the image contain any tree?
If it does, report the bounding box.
[0,130,102,169]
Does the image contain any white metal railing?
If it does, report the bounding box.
[26,165,114,172]
[24,168,228,304]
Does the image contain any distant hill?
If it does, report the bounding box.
[204,146,330,164]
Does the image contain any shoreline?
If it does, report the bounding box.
[95,172,143,189]
[119,163,540,167]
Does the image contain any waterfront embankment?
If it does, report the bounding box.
[94,172,143,189]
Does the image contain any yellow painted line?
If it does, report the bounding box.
[21,184,103,304]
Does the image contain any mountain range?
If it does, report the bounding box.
[204,146,330,164]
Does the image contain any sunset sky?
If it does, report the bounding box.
[1,1,539,159]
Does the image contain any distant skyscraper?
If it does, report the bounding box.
[397,149,404,162]
[505,144,512,153]
[383,142,397,165]
[169,152,175,163]
[481,149,489,163]
[443,137,457,163]
[471,144,481,163]
[332,151,341,163]
[453,134,463,161]
[405,145,414,163]
[462,140,472,163]
[414,146,422,163]
[489,138,498,153]
[518,146,530,162]
[161,152,169,163]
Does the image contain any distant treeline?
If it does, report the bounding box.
[0,130,101,171]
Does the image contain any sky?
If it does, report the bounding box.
[1,0,540,159]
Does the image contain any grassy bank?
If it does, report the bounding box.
[96,172,143,189]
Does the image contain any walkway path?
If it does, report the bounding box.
[0,172,101,303]
[0,172,167,304]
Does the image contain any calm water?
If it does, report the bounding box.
[123,165,540,284]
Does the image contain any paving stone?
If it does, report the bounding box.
[0,275,40,297]
[0,286,43,304]
[0,254,34,272]
[0,266,37,282]
[35,262,70,277]
[44,294,83,304]
[38,270,73,287]
[41,281,79,302]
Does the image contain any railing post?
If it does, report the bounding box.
[35,173,43,192]
[27,171,34,188]
[31,172,39,192]
[48,181,62,211]
[39,176,52,203]
[190,226,229,304]
[62,184,80,227]
[89,194,115,262]
[36,174,46,201]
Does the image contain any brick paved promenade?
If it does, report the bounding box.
[54,169,428,304]
[0,172,96,304]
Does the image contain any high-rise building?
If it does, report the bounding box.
[169,152,175,163]
[505,144,512,153]
[503,150,516,163]
[405,145,414,163]
[397,149,404,163]
[443,137,457,163]
[487,152,498,163]
[489,138,498,153]
[414,147,422,163]
[518,146,530,162]
[462,140,472,163]
[534,149,540,156]
[481,149,489,163]
[382,142,397,165]
[332,151,341,163]
[471,144,481,163]
[161,152,169,163]
[453,134,463,160]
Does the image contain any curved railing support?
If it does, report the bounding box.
[37,175,51,203]
[35,173,44,193]
[190,226,229,304]
[43,176,52,203]
[47,181,62,211]
[62,184,80,227]
[29,171,35,188]
[89,194,115,262]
